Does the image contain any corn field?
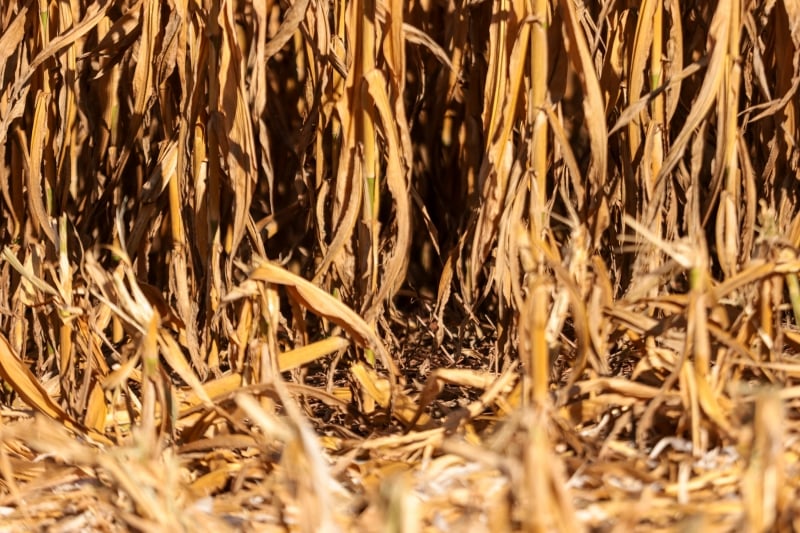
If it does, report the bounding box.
[1,0,800,530]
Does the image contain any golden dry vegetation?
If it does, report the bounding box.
[1,0,800,531]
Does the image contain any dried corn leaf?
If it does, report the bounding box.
[278,336,349,372]
[238,259,398,381]
[0,332,109,445]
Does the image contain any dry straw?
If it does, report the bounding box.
[0,0,800,530]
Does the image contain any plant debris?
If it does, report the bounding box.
[1,0,800,531]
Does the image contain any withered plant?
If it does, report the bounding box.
[0,0,799,530]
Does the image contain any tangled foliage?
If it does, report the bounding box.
[0,0,799,530]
